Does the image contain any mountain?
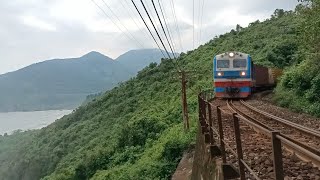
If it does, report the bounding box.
[0,51,133,112]
[116,49,178,73]
[0,49,176,112]
[0,6,314,180]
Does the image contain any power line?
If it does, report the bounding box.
[144,0,158,30]
[119,0,150,40]
[123,0,166,59]
[119,0,166,61]
[91,0,143,48]
[169,0,183,52]
[151,0,176,59]
[199,0,205,46]
[124,0,147,30]
[197,0,201,46]
[157,0,182,70]
[152,0,181,71]
[130,0,167,58]
[101,0,144,48]
[193,0,195,49]
[158,0,177,54]
[139,0,173,60]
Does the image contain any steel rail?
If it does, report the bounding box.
[276,135,320,166]
[229,100,320,168]
[240,100,320,139]
[227,100,272,137]
[226,100,261,179]
[279,134,320,156]
[231,101,320,155]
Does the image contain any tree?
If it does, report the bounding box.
[272,9,285,18]
[249,20,260,27]
[236,24,243,32]
[266,41,298,68]
[295,4,305,13]
[299,0,320,53]
[230,29,237,35]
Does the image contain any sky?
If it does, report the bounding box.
[0,0,298,74]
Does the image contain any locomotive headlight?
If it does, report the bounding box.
[229,52,235,57]
[217,72,223,76]
[240,71,246,76]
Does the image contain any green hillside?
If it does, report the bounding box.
[1,3,318,179]
[274,0,320,116]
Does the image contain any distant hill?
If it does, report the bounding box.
[0,49,174,112]
[0,51,132,112]
[83,49,178,104]
[116,49,178,73]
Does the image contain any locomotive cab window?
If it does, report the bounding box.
[233,59,247,68]
[217,60,230,68]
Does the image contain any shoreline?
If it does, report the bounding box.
[0,110,72,135]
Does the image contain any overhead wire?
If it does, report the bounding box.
[122,0,166,59]
[94,0,183,71]
[144,0,170,58]
[151,0,176,59]
[197,0,201,46]
[119,0,166,60]
[169,0,183,53]
[123,0,149,32]
[158,0,184,70]
[150,1,209,91]
[151,0,181,71]
[130,0,167,58]
[91,0,144,48]
[143,0,158,29]
[158,0,178,54]
[139,0,173,60]
[193,0,195,49]
[199,0,205,46]
[119,0,150,40]
[101,0,144,48]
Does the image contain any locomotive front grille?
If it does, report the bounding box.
[226,87,240,94]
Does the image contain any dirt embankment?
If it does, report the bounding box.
[172,124,217,180]
[171,150,194,180]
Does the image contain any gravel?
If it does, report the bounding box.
[208,98,320,179]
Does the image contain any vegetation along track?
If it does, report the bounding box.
[228,99,320,168]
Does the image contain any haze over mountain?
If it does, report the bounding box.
[0,49,174,112]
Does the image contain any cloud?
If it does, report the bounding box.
[0,0,299,74]
[21,15,57,31]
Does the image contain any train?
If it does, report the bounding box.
[213,51,282,98]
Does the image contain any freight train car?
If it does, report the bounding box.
[213,52,282,98]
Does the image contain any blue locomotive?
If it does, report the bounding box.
[213,52,282,98]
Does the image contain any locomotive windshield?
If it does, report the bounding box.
[217,60,230,68]
[233,59,247,68]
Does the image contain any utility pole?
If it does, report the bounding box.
[180,70,189,131]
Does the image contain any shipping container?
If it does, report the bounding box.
[253,65,269,86]
[253,65,282,86]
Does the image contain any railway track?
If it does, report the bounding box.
[227,99,320,168]
[197,92,320,179]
